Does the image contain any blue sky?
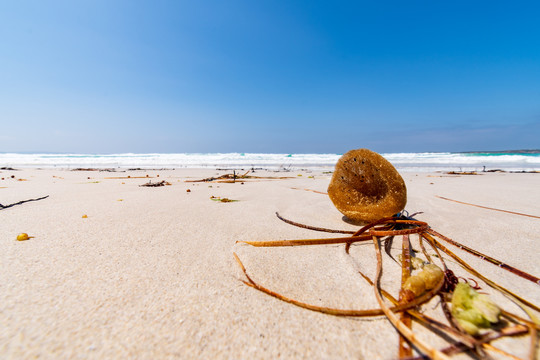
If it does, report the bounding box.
[1,1,539,154]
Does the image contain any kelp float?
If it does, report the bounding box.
[234,149,539,359]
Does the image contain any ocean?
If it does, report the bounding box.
[1,152,539,172]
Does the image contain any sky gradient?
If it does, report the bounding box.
[1,1,539,154]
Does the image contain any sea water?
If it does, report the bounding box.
[0,152,539,172]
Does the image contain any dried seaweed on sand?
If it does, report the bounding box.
[233,149,539,359]
[210,196,238,203]
[186,170,293,183]
[445,171,480,175]
[0,195,49,210]
[436,195,540,220]
[139,180,171,187]
[235,213,539,359]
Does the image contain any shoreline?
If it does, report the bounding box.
[3,165,540,174]
[2,151,540,173]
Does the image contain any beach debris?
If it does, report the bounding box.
[82,214,88,218]
[187,170,251,183]
[327,149,407,223]
[234,149,540,359]
[105,176,153,179]
[186,170,293,183]
[482,166,506,173]
[0,195,49,210]
[16,233,34,241]
[71,168,117,172]
[186,189,191,193]
[290,187,328,195]
[139,180,171,187]
[451,283,501,335]
[401,263,444,300]
[436,195,540,219]
[445,171,480,175]
[397,254,425,270]
[235,214,539,359]
[210,196,238,203]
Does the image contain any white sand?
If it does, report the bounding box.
[1,168,539,359]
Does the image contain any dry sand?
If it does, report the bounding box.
[1,168,539,359]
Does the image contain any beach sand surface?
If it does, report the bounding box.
[1,168,539,359]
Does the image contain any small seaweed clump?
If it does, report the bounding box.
[401,263,445,301]
[210,196,238,203]
[451,283,501,335]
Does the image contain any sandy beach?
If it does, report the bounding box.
[1,168,539,359]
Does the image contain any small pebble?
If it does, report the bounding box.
[16,233,33,241]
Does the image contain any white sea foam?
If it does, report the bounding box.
[0,152,539,172]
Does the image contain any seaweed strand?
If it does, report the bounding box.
[0,195,49,210]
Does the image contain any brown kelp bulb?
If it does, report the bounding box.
[327,149,407,223]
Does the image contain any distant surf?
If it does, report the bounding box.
[1,151,539,172]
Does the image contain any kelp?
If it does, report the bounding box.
[436,195,540,220]
[186,170,294,183]
[0,195,49,210]
[210,196,239,203]
[234,213,540,359]
[139,180,171,187]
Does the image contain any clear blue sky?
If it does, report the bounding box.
[1,1,539,154]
